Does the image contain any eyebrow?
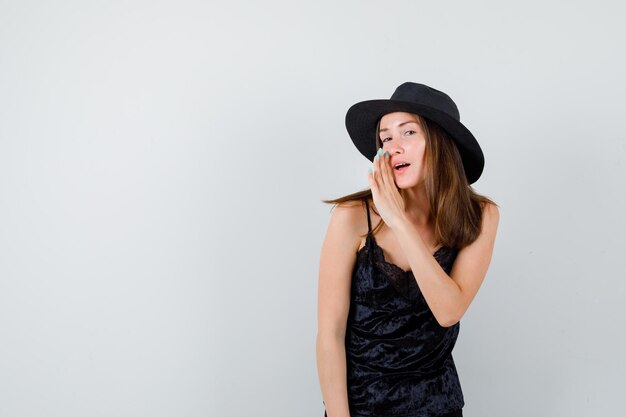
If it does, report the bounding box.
[379,120,419,133]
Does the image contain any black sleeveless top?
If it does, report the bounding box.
[324,199,464,417]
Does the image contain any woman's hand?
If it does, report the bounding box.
[367,148,406,230]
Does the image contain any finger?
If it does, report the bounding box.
[374,148,382,182]
[371,151,378,182]
[367,165,378,195]
[372,150,381,185]
[385,150,398,190]
[380,150,391,190]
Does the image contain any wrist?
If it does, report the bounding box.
[390,213,411,233]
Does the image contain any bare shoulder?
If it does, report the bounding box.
[481,202,500,229]
[326,199,368,252]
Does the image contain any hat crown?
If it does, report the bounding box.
[390,82,460,122]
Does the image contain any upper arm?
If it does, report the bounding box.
[448,202,500,324]
[317,203,362,341]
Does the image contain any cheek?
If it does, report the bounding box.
[411,148,426,165]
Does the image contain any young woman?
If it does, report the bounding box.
[316,82,499,417]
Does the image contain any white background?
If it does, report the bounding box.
[1,1,624,416]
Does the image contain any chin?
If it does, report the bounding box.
[395,182,416,190]
[394,176,422,189]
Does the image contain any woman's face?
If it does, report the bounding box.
[378,112,427,188]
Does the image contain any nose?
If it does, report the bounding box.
[386,139,403,155]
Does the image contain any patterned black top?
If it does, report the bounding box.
[324,198,464,417]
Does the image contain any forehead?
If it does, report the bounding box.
[379,112,421,126]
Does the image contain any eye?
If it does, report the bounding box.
[381,137,391,143]
[405,130,416,135]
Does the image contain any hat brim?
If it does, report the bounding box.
[345,99,484,184]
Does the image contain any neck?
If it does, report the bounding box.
[400,185,432,226]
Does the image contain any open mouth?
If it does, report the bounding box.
[394,163,411,173]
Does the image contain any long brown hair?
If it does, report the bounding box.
[321,114,498,250]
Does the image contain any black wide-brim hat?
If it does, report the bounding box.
[345,82,484,184]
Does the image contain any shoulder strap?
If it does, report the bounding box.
[364,198,372,233]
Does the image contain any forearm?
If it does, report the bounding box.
[316,335,351,417]
[393,216,462,326]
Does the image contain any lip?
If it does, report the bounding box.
[392,159,410,167]
[394,164,411,175]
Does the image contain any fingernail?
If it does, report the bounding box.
[377,148,383,156]
[384,151,389,158]
[375,154,379,161]
[368,167,372,174]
